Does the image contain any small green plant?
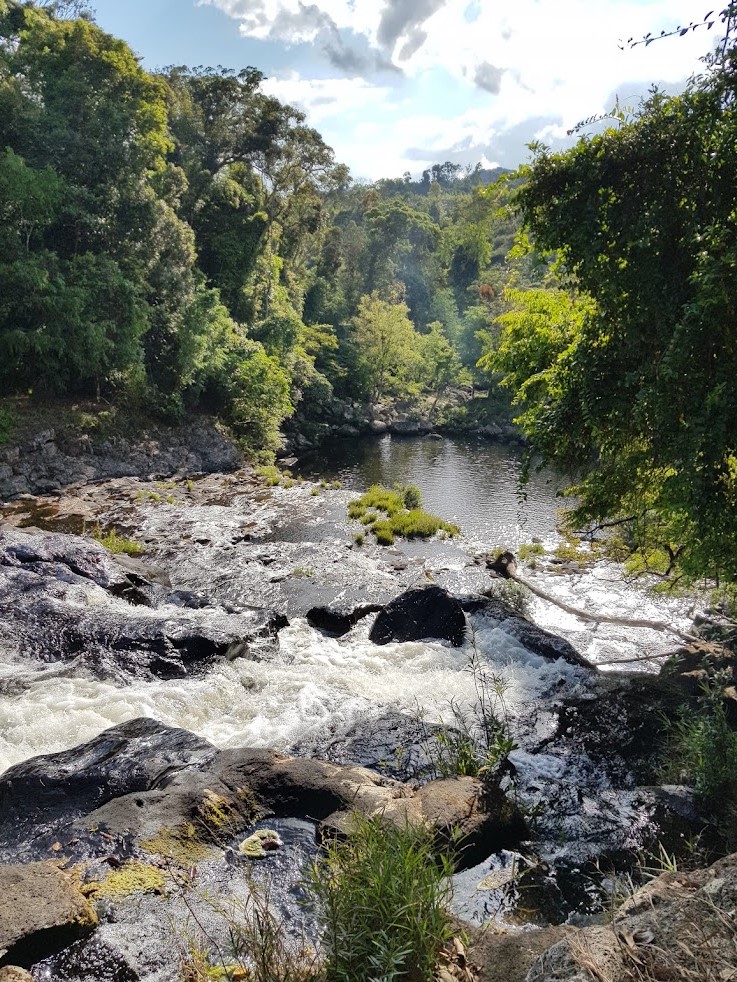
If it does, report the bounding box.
[484,579,534,619]
[311,487,320,496]
[659,679,737,819]
[185,479,195,493]
[553,534,592,564]
[305,814,453,982]
[91,525,144,556]
[353,533,364,546]
[419,642,518,786]
[292,567,314,578]
[255,464,282,487]
[0,406,18,445]
[135,489,163,503]
[178,878,323,982]
[518,542,545,561]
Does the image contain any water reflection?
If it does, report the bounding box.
[300,435,569,548]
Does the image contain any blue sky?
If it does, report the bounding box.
[91,0,717,181]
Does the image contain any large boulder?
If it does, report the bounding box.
[0,529,286,682]
[369,585,467,646]
[0,719,525,874]
[463,595,591,667]
[0,862,97,966]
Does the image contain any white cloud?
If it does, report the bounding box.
[199,0,721,177]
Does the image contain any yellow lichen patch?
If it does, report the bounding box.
[91,860,167,899]
[141,823,218,865]
[238,829,283,859]
[197,789,241,835]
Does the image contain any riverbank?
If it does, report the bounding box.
[0,389,521,502]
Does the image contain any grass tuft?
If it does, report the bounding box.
[91,525,144,556]
[306,814,453,982]
[347,484,459,547]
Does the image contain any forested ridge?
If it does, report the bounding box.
[0,0,529,454]
[4,0,737,585]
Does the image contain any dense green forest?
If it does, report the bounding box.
[0,0,529,453]
[3,0,737,583]
[485,3,737,583]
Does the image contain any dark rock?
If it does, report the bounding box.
[110,555,172,589]
[486,551,517,579]
[467,595,590,667]
[306,601,383,637]
[0,529,284,682]
[293,709,442,782]
[369,585,467,646]
[0,719,523,875]
[0,719,217,863]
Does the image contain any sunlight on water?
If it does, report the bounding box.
[0,614,586,773]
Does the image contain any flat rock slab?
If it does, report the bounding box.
[0,862,97,966]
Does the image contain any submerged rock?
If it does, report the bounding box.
[369,585,467,646]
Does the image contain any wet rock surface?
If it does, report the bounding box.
[369,585,468,646]
[464,595,592,668]
[0,719,525,980]
[0,528,285,682]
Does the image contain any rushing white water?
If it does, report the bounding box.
[0,613,587,773]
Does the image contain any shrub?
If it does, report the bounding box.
[306,814,453,982]
[372,521,396,546]
[400,483,422,510]
[0,406,17,445]
[179,879,323,982]
[660,682,737,813]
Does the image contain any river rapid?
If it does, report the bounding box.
[0,434,701,925]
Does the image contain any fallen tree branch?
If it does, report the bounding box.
[509,570,699,644]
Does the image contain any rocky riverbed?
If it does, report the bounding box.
[0,459,735,981]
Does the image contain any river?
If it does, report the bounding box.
[301,434,565,548]
[0,434,700,926]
